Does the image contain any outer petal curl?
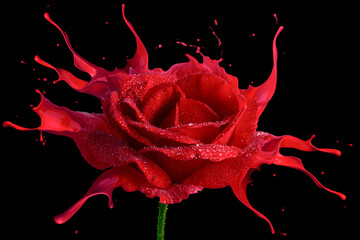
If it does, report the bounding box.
[3,92,172,189]
[228,133,345,234]
[54,166,202,224]
[54,166,142,224]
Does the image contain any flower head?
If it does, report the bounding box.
[3,5,345,233]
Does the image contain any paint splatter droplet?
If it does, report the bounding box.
[274,13,278,24]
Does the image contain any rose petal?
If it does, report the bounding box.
[141,83,184,126]
[158,103,179,129]
[140,143,241,162]
[178,97,221,125]
[166,54,239,91]
[75,128,172,189]
[211,94,246,145]
[166,54,203,79]
[127,119,200,146]
[140,150,208,183]
[167,122,224,143]
[202,56,239,92]
[180,133,275,233]
[172,133,269,188]
[139,142,240,183]
[3,92,172,189]
[182,133,267,188]
[176,73,239,118]
[107,91,154,146]
[228,96,265,148]
[141,182,203,204]
[54,166,147,224]
[54,166,203,224]
[121,97,148,123]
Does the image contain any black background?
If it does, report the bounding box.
[1,0,358,239]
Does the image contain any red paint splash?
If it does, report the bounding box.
[211,28,222,47]
[3,4,345,235]
[274,13,279,24]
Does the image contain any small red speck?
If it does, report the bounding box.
[105,21,109,25]
[75,230,78,234]
[273,13,279,24]
[211,30,222,47]
[347,143,353,147]
[102,57,106,60]
[43,77,48,82]
[39,131,46,145]
[20,60,28,64]
[32,68,36,71]
[250,33,255,37]
[196,38,200,42]
[321,171,325,175]
[229,64,232,67]
[56,43,60,47]
[158,44,163,48]
[176,41,187,47]
[273,173,276,177]
[214,19,218,26]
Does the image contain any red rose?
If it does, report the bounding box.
[3,5,345,234]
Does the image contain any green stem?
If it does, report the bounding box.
[157,202,168,240]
